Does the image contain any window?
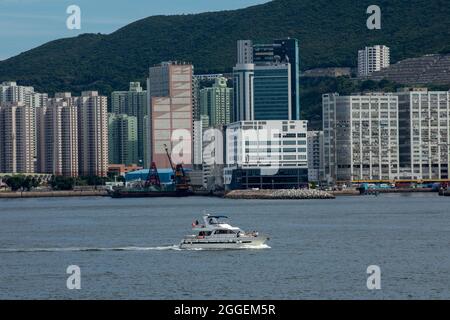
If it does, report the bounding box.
[214,230,235,235]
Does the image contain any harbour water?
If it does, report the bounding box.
[0,193,449,299]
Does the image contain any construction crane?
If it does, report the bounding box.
[164,144,175,172]
[164,144,191,192]
[144,162,161,188]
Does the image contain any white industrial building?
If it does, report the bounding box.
[323,93,400,184]
[224,120,308,189]
[396,89,450,180]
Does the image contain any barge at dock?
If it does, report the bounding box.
[108,145,192,198]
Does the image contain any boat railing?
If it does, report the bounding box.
[192,224,207,229]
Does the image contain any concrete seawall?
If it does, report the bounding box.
[0,190,108,198]
[225,189,335,200]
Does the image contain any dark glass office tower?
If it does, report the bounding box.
[273,38,300,120]
[253,64,291,120]
[253,44,275,64]
[253,38,300,120]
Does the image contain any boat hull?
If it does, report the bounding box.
[179,236,269,250]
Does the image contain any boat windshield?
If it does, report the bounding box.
[207,216,229,225]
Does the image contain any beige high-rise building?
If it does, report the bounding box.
[78,91,108,177]
[0,81,34,104]
[0,81,47,108]
[0,102,36,173]
[37,93,79,177]
[147,62,193,169]
[1,81,47,174]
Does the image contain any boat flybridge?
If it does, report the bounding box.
[180,214,269,250]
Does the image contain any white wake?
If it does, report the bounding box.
[0,245,182,253]
[0,244,271,253]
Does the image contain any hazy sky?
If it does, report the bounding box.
[0,0,269,60]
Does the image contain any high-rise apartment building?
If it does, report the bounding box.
[0,102,36,173]
[111,82,147,164]
[147,62,193,168]
[193,74,225,82]
[0,81,33,104]
[396,89,450,180]
[200,77,233,127]
[0,81,47,107]
[307,131,324,183]
[323,93,400,184]
[358,45,390,77]
[78,91,108,177]
[37,93,79,176]
[192,76,201,123]
[193,115,210,168]
[108,114,138,166]
[143,115,150,168]
[1,81,47,174]
[237,40,253,64]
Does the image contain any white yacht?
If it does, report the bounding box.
[180,214,269,250]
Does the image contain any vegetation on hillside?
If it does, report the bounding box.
[0,0,449,120]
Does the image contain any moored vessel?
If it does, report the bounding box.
[108,144,192,198]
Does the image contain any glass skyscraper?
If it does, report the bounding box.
[253,64,291,120]
[253,38,300,120]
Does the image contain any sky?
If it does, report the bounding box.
[0,0,269,60]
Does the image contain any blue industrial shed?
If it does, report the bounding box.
[125,168,192,185]
[125,169,174,184]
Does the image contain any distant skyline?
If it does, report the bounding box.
[0,0,269,61]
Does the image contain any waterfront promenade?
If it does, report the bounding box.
[0,187,439,199]
[0,190,108,198]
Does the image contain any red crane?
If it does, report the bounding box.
[163,144,190,192]
[145,162,161,188]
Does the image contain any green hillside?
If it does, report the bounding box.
[0,0,449,117]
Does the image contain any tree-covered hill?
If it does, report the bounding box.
[0,0,449,106]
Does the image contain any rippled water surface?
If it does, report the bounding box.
[0,193,449,299]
